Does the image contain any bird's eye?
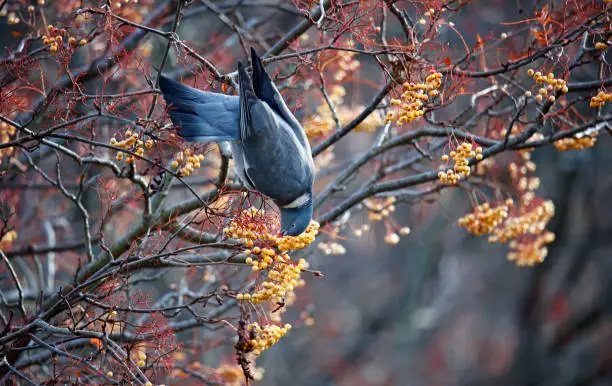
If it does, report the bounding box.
[291,224,296,228]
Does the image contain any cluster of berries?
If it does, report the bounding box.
[276,221,320,251]
[109,130,154,164]
[42,25,87,53]
[3,1,46,24]
[508,157,540,195]
[458,150,556,266]
[525,69,568,103]
[135,348,147,368]
[222,207,278,248]
[489,200,555,244]
[6,11,20,25]
[438,142,483,185]
[590,91,612,108]
[0,122,16,158]
[352,223,370,237]
[384,227,411,245]
[385,71,443,125]
[223,208,319,251]
[507,231,556,266]
[317,242,346,255]
[225,209,317,309]
[243,246,277,272]
[170,149,204,177]
[594,42,608,50]
[554,135,597,151]
[247,322,292,357]
[364,196,396,222]
[458,201,512,236]
[239,255,308,304]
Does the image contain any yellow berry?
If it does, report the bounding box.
[384,233,400,244]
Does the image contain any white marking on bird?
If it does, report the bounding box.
[282,193,310,209]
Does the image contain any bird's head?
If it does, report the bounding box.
[279,201,313,237]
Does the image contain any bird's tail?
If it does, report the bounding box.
[237,61,261,140]
[159,75,240,142]
[250,48,277,105]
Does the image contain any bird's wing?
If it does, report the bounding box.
[242,111,314,205]
[238,61,282,141]
[250,48,312,151]
[229,142,256,190]
[159,75,239,142]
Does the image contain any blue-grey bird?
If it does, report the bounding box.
[159,48,315,236]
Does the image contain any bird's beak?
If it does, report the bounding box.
[280,230,287,237]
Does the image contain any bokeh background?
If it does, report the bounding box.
[1,0,611,385]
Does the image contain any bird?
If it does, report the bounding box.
[159,48,315,236]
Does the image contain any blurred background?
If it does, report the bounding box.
[1,0,611,385]
[263,137,612,386]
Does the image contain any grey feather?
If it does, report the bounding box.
[159,75,240,142]
[250,48,312,152]
[237,60,313,204]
